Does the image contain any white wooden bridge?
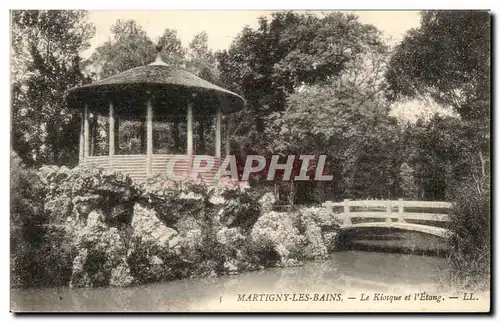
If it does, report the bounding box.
[323,199,453,238]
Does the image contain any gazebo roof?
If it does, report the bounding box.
[65,49,246,117]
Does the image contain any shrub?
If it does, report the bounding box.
[447,180,490,289]
[11,152,76,287]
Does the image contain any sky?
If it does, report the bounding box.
[82,10,454,122]
[82,10,422,58]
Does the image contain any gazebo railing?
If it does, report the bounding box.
[84,154,221,184]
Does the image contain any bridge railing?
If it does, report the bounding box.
[322,199,453,227]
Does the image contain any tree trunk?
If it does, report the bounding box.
[479,150,486,178]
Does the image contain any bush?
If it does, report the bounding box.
[447,180,490,289]
[11,152,76,287]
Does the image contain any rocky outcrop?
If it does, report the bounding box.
[69,210,133,288]
[251,211,307,266]
[298,206,341,254]
[258,192,276,213]
[131,204,179,249]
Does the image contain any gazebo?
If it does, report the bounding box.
[65,46,245,184]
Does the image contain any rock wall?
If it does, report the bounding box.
[14,165,341,288]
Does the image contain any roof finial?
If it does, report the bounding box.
[150,44,168,66]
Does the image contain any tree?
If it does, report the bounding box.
[386,11,490,122]
[218,11,387,134]
[385,11,490,192]
[399,163,418,199]
[87,20,154,79]
[263,32,397,200]
[157,28,186,68]
[11,10,95,165]
[187,31,217,79]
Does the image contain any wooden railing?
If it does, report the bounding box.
[322,199,453,237]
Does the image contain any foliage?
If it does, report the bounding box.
[447,180,490,289]
[11,152,76,287]
[218,11,387,134]
[11,10,95,166]
[386,11,490,123]
[399,163,418,199]
[386,11,490,199]
[11,227,77,288]
[271,64,398,199]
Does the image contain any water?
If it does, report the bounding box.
[10,251,451,312]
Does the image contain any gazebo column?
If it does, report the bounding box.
[79,112,84,162]
[114,117,120,154]
[109,102,115,169]
[90,115,97,157]
[146,100,153,177]
[215,105,222,159]
[84,104,90,160]
[187,102,193,158]
[224,119,230,157]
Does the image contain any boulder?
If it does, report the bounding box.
[69,210,129,288]
[258,192,276,213]
[251,211,306,266]
[109,261,134,287]
[131,204,178,249]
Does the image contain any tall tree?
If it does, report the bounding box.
[87,20,154,79]
[157,28,186,68]
[385,10,491,190]
[264,40,398,200]
[218,11,386,133]
[11,10,95,165]
[88,21,188,80]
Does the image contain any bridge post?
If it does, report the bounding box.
[386,201,392,223]
[398,198,406,223]
[343,199,352,226]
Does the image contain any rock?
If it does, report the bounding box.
[258,192,276,213]
[251,211,307,266]
[322,232,338,252]
[169,236,181,248]
[298,206,340,230]
[224,260,239,275]
[173,215,201,234]
[109,261,134,287]
[70,210,129,288]
[285,258,303,267]
[132,204,178,249]
[149,255,164,266]
[179,191,204,200]
[216,227,245,246]
[69,248,90,288]
[86,210,105,227]
[72,195,101,219]
[301,215,329,260]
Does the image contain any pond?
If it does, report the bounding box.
[11,250,451,312]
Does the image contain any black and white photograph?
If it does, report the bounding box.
[9,9,491,312]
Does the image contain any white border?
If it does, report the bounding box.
[2,1,498,321]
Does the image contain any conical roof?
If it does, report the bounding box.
[65,47,245,116]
